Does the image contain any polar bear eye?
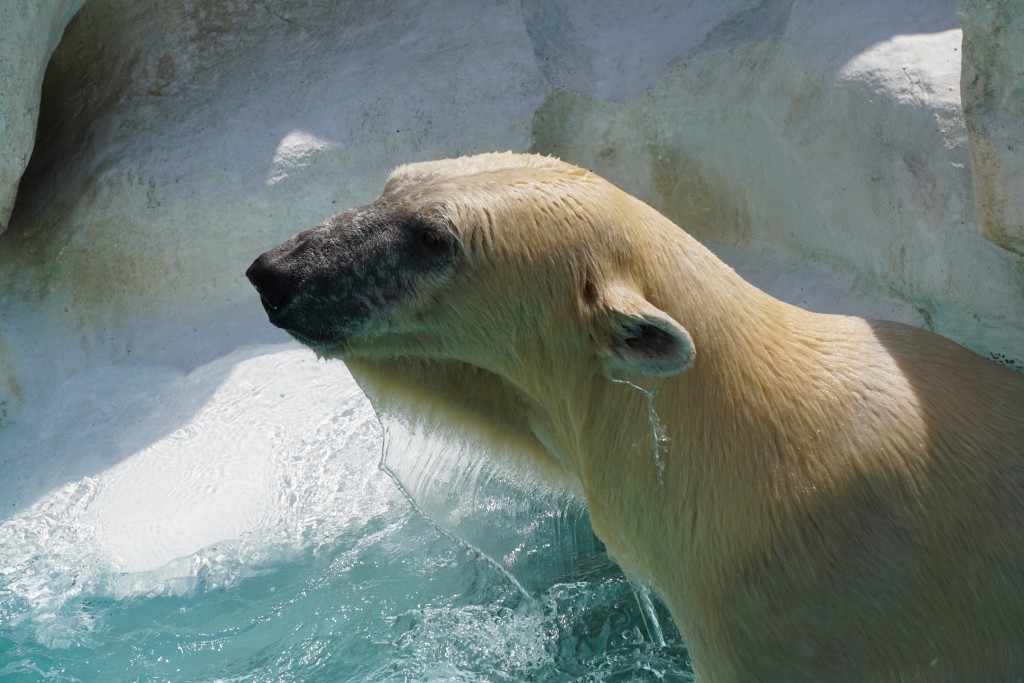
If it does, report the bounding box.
[420,228,442,248]
[409,220,444,250]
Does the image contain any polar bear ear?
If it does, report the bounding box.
[593,285,696,378]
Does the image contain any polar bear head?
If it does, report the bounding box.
[246,153,696,479]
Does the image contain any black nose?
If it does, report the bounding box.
[246,253,290,311]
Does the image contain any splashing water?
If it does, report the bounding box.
[0,346,692,681]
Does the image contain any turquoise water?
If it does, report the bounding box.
[0,348,693,682]
[1,514,690,681]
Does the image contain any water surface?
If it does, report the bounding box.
[0,347,692,681]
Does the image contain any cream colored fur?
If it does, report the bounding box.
[332,153,1024,682]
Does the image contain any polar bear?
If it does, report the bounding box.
[247,153,1024,682]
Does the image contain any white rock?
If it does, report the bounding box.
[531,0,1022,367]
[0,0,548,411]
[958,0,1024,255]
[0,0,85,234]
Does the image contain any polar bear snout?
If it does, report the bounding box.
[246,234,314,323]
[245,224,361,346]
[248,202,461,351]
[246,252,292,313]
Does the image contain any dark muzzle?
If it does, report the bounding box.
[246,252,292,313]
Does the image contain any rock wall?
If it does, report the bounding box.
[0,0,85,233]
[958,0,1024,256]
[530,1,1023,365]
[1,0,1023,422]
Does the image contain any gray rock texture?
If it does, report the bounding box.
[0,0,85,233]
[1,0,1022,421]
[958,0,1024,255]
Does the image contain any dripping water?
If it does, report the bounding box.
[377,421,538,606]
[632,581,668,648]
[608,377,672,486]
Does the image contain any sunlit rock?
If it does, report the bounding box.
[958,0,1024,256]
[531,0,1022,367]
[5,1,1024,416]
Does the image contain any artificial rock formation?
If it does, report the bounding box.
[1,0,1022,422]
[0,0,84,234]
[958,0,1024,255]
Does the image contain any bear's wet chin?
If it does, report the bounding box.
[269,315,350,351]
[286,329,338,349]
[257,294,367,351]
[284,327,356,356]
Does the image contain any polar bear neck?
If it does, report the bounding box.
[571,219,920,588]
